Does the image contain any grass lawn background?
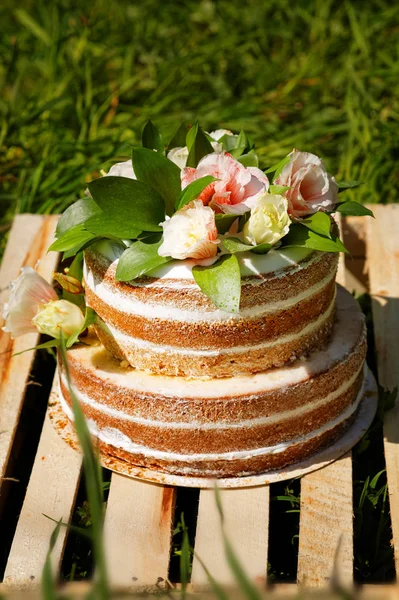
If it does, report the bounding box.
[0,0,398,585]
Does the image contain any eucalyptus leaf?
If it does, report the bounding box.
[88,175,165,231]
[336,201,374,217]
[337,180,363,192]
[12,338,59,357]
[192,254,241,313]
[301,212,333,237]
[176,175,217,210]
[237,153,259,167]
[49,224,97,253]
[215,214,238,234]
[85,212,141,239]
[282,223,348,253]
[142,119,164,154]
[56,197,101,237]
[115,240,172,281]
[186,125,214,168]
[167,122,188,152]
[132,147,180,216]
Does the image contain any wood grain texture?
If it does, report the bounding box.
[191,487,269,589]
[297,220,354,587]
[367,204,399,576]
[3,406,82,586]
[104,474,176,590]
[0,214,59,485]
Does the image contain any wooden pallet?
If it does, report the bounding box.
[0,209,398,595]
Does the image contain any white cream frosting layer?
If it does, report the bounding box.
[98,288,336,355]
[59,362,363,430]
[84,258,335,322]
[59,366,366,461]
[66,286,365,398]
[92,239,317,281]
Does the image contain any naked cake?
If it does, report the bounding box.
[3,123,373,478]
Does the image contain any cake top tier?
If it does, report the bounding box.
[3,122,373,355]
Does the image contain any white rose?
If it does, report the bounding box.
[166,129,236,168]
[32,299,85,339]
[242,193,291,246]
[158,201,220,260]
[2,266,58,338]
[105,159,136,179]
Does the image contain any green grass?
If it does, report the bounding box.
[1,0,399,259]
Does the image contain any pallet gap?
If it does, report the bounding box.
[267,478,300,583]
[0,339,56,580]
[168,486,200,583]
[352,296,395,583]
[59,467,111,583]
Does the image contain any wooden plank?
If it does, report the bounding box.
[297,223,354,587]
[191,487,269,589]
[367,204,399,576]
[104,474,176,590]
[3,402,82,586]
[0,214,59,486]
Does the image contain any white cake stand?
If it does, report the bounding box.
[49,369,378,489]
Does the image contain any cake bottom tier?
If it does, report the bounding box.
[58,286,367,478]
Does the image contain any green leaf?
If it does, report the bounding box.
[269,184,290,195]
[88,175,165,231]
[336,201,374,217]
[66,307,97,348]
[337,180,363,192]
[167,122,188,152]
[132,147,180,216]
[217,132,239,152]
[223,237,272,255]
[142,119,164,154]
[49,224,97,253]
[228,130,249,157]
[223,237,252,254]
[179,514,190,600]
[56,197,101,237]
[282,223,348,253]
[115,240,172,281]
[265,155,290,179]
[192,254,241,313]
[85,212,141,239]
[301,212,333,237]
[215,214,238,234]
[238,153,259,168]
[176,176,217,210]
[186,125,214,168]
[186,122,198,151]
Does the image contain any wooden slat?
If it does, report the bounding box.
[297,221,354,587]
[104,474,176,590]
[0,214,59,485]
[367,204,399,576]
[191,487,269,589]
[3,406,82,586]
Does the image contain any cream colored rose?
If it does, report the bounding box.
[242,193,291,246]
[158,201,220,260]
[32,299,85,339]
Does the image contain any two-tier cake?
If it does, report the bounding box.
[3,123,372,479]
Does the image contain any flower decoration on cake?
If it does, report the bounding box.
[3,120,374,352]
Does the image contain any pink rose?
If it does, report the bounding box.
[181,152,269,215]
[275,150,338,218]
[158,201,219,260]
